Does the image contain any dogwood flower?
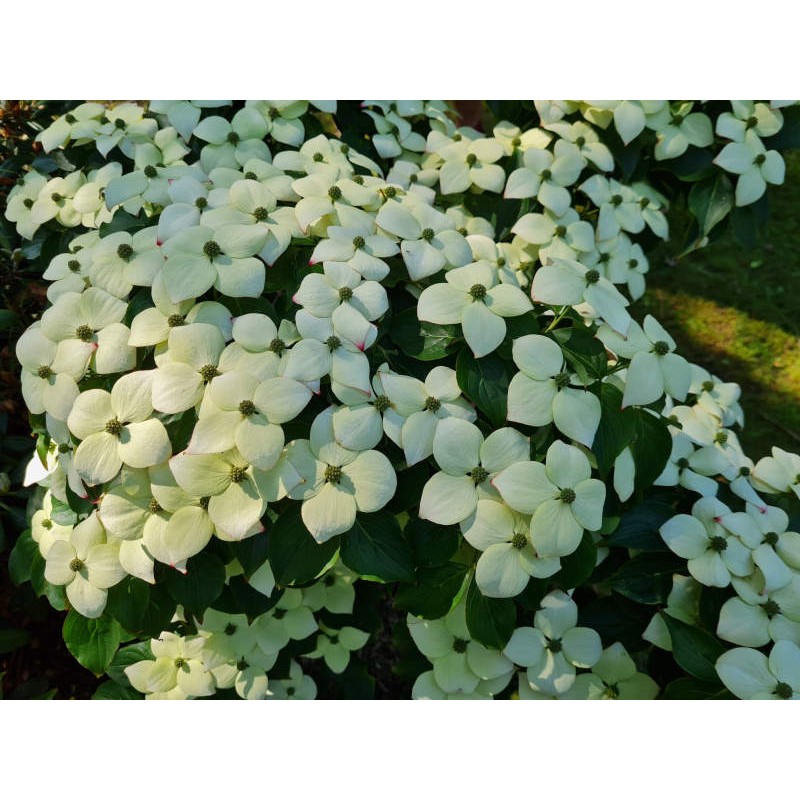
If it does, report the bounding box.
[307,624,370,674]
[253,590,318,655]
[4,170,48,239]
[570,642,659,699]
[716,101,783,142]
[193,108,270,172]
[492,440,606,558]
[714,130,785,206]
[417,261,532,357]
[308,223,399,281]
[31,491,73,558]
[435,136,506,194]
[512,208,595,265]
[285,408,397,542]
[37,102,107,152]
[266,660,317,699]
[716,640,800,699]
[506,333,601,446]
[751,447,800,498]
[419,418,530,526]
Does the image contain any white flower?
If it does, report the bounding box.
[716,101,783,142]
[570,642,659,699]
[436,137,506,195]
[193,108,270,172]
[417,261,532,357]
[266,660,317,699]
[642,574,702,650]
[308,223,399,281]
[647,102,713,161]
[716,640,800,699]
[714,130,785,206]
[254,590,318,655]
[308,624,371,674]
[492,440,606,558]
[751,447,800,498]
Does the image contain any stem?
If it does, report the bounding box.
[544,306,569,333]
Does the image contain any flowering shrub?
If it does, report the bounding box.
[7,99,800,699]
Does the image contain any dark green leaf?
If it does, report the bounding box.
[227,575,283,620]
[8,529,38,585]
[395,562,468,619]
[591,383,636,477]
[663,146,715,181]
[0,309,19,331]
[390,308,460,361]
[98,210,151,236]
[403,518,460,568]
[606,499,674,551]
[106,641,153,686]
[606,552,685,605]
[661,677,731,700]
[661,613,726,683]
[515,577,550,611]
[386,462,430,514]
[62,611,123,676]
[227,531,270,578]
[552,326,607,383]
[465,579,516,650]
[455,349,511,428]
[763,105,800,150]
[267,505,340,587]
[731,192,770,249]
[340,511,415,583]
[629,410,673,492]
[92,681,142,700]
[688,173,734,237]
[555,530,598,590]
[29,549,67,610]
[164,551,226,617]
[0,628,31,654]
[578,594,650,650]
[106,578,175,638]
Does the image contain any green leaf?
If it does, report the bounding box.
[688,172,734,237]
[395,562,468,619]
[552,325,607,383]
[29,548,67,610]
[267,505,340,587]
[106,641,153,686]
[606,552,685,605]
[762,105,800,150]
[577,594,649,651]
[0,628,30,654]
[98,210,151,236]
[629,410,673,492]
[390,308,460,361]
[591,383,636,477]
[226,575,283,620]
[403,518,460,568]
[555,530,598,590]
[455,348,511,428]
[8,529,38,585]
[49,495,78,526]
[661,677,731,700]
[606,499,674,551]
[661,613,726,683]
[91,681,142,700]
[226,529,270,578]
[106,578,175,638]
[386,462,430,514]
[663,146,715,181]
[731,192,770,249]
[62,611,123,676]
[464,578,516,650]
[340,511,415,583]
[164,550,226,617]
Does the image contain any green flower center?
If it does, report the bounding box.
[65,113,77,124]
[203,240,221,259]
[75,324,94,342]
[236,658,249,671]
[69,558,85,572]
[496,257,506,267]
[452,638,468,653]
[458,227,468,236]
[511,533,527,549]
[340,143,350,155]
[754,153,766,166]
[167,314,185,327]
[274,608,287,620]
[639,196,650,209]
[23,198,34,209]
[269,338,287,355]
[227,131,240,144]
[653,340,670,356]
[105,418,123,436]
[421,228,435,242]
[117,243,134,262]
[702,380,715,392]
[267,106,280,120]
[409,173,418,184]
[559,488,576,504]
[37,365,53,379]
[174,657,187,669]
[239,400,257,417]
[325,464,343,484]
[540,169,552,180]
[610,194,623,207]
[328,185,342,200]
[230,466,247,483]
[68,259,81,272]
[598,253,610,264]
[708,536,728,552]
[576,136,586,147]
[452,133,462,142]
[745,116,759,129]
[774,682,793,699]
[286,687,296,696]
[469,466,489,485]
[554,225,567,238]
[373,394,391,412]
[465,153,477,166]
[546,638,563,653]
[325,335,341,352]
[199,364,220,382]
[554,372,571,390]
[312,153,325,162]
[224,623,237,636]
[199,497,210,510]
[148,498,162,514]
[585,269,600,284]
[352,235,366,249]
[424,396,441,412]
[244,172,258,180]
[739,466,751,477]
[382,184,395,196]
[41,519,53,530]
[324,574,336,587]
[144,165,158,178]
[764,532,779,546]
[511,136,522,147]
[248,205,269,221]
[328,634,339,645]
[676,457,690,470]
[51,192,63,202]
[763,599,781,618]
[628,258,639,268]
[114,118,126,130]
[195,196,208,209]
[603,684,620,699]
[715,431,729,445]
[469,283,487,300]
[58,443,71,453]
[339,286,353,302]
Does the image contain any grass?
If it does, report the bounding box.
[634,151,800,460]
